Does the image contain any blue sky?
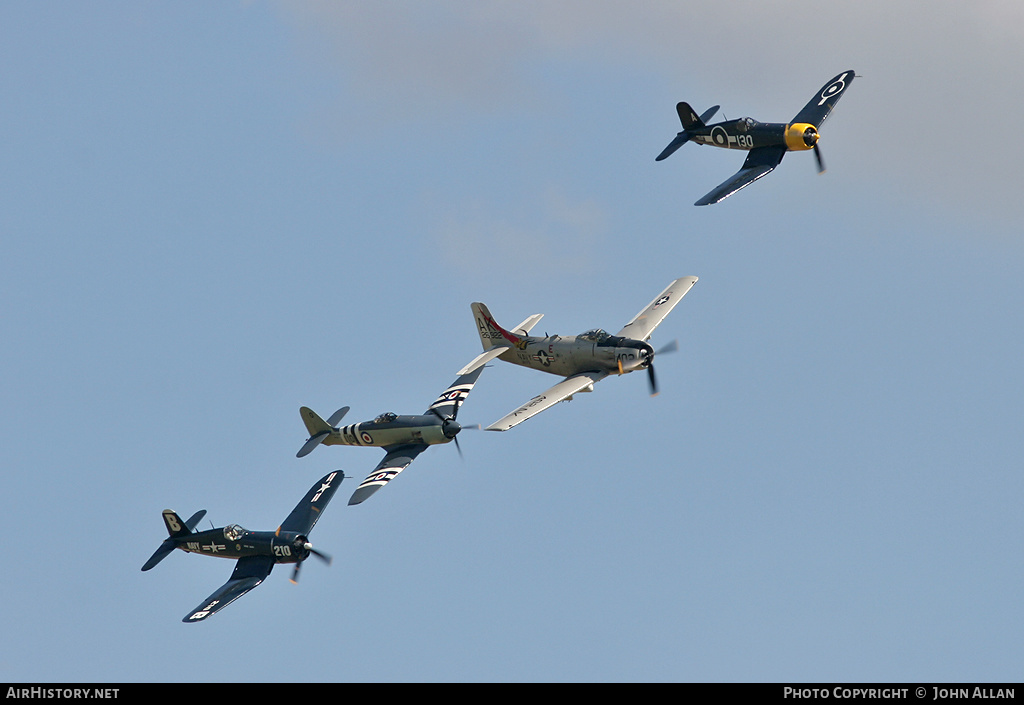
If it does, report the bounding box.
[2,1,1022,682]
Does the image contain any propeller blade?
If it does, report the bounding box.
[290,562,301,584]
[308,546,332,565]
[453,434,464,459]
[647,364,658,396]
[656,339,679,355]
[814,144,825,173]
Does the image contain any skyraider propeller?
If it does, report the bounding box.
[461,277,698,431]
[655,70,855,205]
[296,362,486,505]
[141,470,344,623]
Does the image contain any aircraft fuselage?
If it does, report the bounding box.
[496,333,653,378]
[688,119,818,152]
[174,528,308,564]
[320,415,451,449]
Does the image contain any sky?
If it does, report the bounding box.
[1,0,1022,683]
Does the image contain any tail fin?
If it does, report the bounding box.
[471,302,520,351]
[143,509,205,571]
[300,406,333,438]
[162,509,197,538]
[676,102,705,130]
[298,406,343,458]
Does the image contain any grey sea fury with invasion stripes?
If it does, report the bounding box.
[296,364,485,505]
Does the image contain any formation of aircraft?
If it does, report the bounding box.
[461,277,698,431]
[296,366,484,505]
[656,70,855,205]
[141,470,343,622]
[143,70,852,622]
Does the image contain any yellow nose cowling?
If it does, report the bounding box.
[784,123,818,151]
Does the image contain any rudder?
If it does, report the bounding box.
[676,102,705,130]
[471,302,519,350]
[162,509,192,538]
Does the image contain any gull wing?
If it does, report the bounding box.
[792,70,855,128]
[616,277,698,341]
[278,470,345,536]
[349,444,428,505]
[486,371,609,432]
[182,555,275,623]
[695,146,786,206]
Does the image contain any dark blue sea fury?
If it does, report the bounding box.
[142,470,343,622]
[656,70,855,205]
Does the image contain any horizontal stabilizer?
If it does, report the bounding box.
[698,105,720,124]
[298,406,341,457]
[327,407,350,427]
[141,539,177,571]
[184,510,207,532]
[511,313,544,336]
[297,431,329,458]
[456,346,507,375]
[656,132,690,161]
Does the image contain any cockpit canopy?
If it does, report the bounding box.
[737,117,757,132]
[578,328,612,342]
[373,412,398,424]
[223,524,245,541]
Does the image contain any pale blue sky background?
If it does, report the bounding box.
[2,1,1022,683]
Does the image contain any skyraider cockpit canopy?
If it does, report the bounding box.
[373,412,398,424]
[579,328,638,348]
[224,524,246,541]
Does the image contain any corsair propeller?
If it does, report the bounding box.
[290,538,331,584]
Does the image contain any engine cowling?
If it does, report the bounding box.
[784,122,819,151]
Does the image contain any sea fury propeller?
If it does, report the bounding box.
[464,277,698,431]
[429,394,468,457]
[141,470,344,623]
[655,70,854,205]
[296,361,487,505]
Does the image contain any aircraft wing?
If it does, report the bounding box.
[616,277,698,341]
[425,365,485,418]
[486,370,609,432]
[278,470,345,536]
[695,146,786,206]
[792,69,855,128]
[182,555,275,623]
[349,444,428,505]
